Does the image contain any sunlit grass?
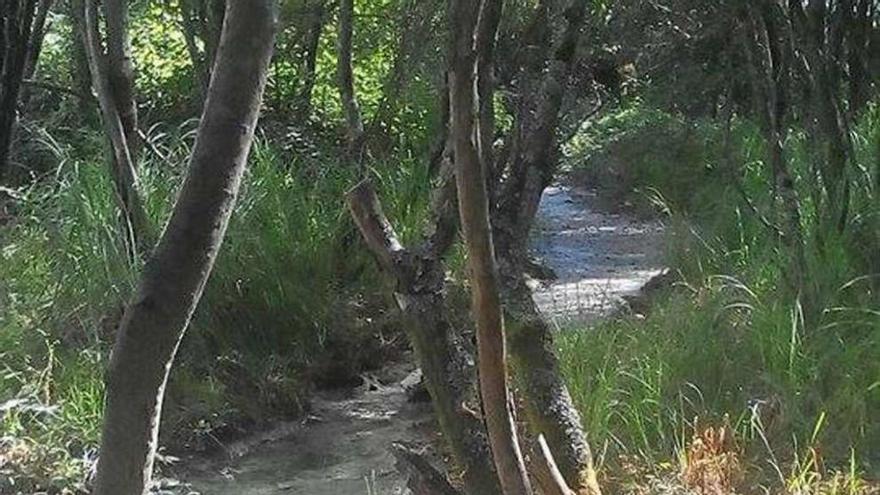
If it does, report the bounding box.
[559,102,880,492]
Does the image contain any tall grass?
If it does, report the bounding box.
[0,122,431,491]
[559,102,880,491]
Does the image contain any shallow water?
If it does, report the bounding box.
[172,185,664,494]
[530,185,665,324]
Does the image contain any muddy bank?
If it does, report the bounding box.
[174,360,433,495]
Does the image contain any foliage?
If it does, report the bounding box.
[559,102,880,491]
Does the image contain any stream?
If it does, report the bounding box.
[170,184,664,495]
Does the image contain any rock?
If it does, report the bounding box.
[400,369,429,403]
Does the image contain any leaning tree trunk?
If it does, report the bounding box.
[449,0,533,494]
[348,176,503,495]
[92,2,276,494]
[84,0,152,255]
[492,1,602,494]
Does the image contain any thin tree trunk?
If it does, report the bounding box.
[179,0,208,102]
[337,0,366,161]
[19,0,54,107]
[93,2,276,494]
[0,0,38,183]
[84,0,151,255]
[449,1,532,494]
[69,0,93,116]
[492,2,602,493]
[295,0,327,115]
[848,0,871,113]
[744,1,807,292]
[476,0,502,197]
[103,0,139,154]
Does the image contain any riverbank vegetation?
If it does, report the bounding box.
[1,0,878,493]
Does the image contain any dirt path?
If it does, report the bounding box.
[170,184,663,495]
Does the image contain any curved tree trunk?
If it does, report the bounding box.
[84,0,152,255]
[449,1,532,494]
[93,2,276,493]
[348,178,503,495]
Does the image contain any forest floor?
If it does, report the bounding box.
[169,182,665,495]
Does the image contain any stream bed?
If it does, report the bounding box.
[172,184,664,495]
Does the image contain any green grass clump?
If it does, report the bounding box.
[559,102,880,489]
[0,122,432,490]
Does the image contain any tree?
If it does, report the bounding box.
[180,0,226,101]
[337,0,366,161]
[448,0,533,494]
[492,2,602,493]
[102,0,138,152]
[83,0,152,255]
[0,0,39,183]
[92,1,277,493]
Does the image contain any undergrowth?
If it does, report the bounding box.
[0,122,430,492]
[559,102,880,493]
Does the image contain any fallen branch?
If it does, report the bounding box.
[536,434,575,495]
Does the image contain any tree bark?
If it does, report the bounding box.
[92,2,276,494]
[347,178,503,495]
[0,0,38,183]
[84,0,152,255]
[848,0,872,114]
[337,0,366,161]
[18,0,54,108]
[69,0,94,116]
[449,1,533,494]
[743,1,807,292]
[102,0,138,153]
[476,0,502,198]
[294,0,327,115]
[492,3,602,494]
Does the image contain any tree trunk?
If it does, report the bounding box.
[743,1,807,292]
[103,0,139,154]
[19,0,54,108]
[347,178,503,495]
[0,0,38,183]
[294,0,327,115]
[449,1,533,494]
[476,0,502,199]
[69,0,94,116]
[337,0,366,161]
[491,2,602,494]
[848,0,872,114]
[92,2,276,494]
[84,0,152,255]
